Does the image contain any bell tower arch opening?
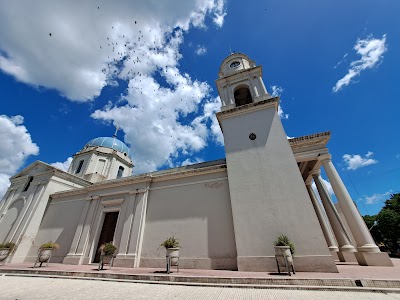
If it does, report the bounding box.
[234,85,253,107]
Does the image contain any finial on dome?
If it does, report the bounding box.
[113,124,120,138]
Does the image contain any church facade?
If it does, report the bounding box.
[0,53,392,272]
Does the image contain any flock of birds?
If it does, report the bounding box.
[48,5,205,116]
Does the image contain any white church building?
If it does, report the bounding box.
[0,53,392,272]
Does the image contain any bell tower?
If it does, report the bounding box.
[216,53,271,111]
[216,53,337,272]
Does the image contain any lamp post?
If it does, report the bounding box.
[368,220,378,231]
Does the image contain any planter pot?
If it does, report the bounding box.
[0,249,12,264]
[101,255,113,264]
[274,246,295,275]
[98,250,115,270]
[33,248,54,267]
[38,249,53,263]
[166,247,179,266]
[275,246,293,266]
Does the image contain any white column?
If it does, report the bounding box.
[318,154,379,253]
[305,182,338,252]
[256,76,268,96]
[133,182,150,268]
[249,77,259,97]
[310,170,356,255]
[228,85,235,105]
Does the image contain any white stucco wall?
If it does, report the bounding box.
[218,102,337,272]
[140,171,237,270]
[27,195,87,263]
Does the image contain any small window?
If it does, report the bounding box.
[23,176,33,192]
[76,160,84,174]
[117,166,124,178]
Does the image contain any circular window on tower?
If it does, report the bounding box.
[230,61,240,69]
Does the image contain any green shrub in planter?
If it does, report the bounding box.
[39,241,60,251]
[99,242,117,255]
[159,236,180,249]
[274,234,295,254]
[0,242,15,250]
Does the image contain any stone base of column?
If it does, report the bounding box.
[354,252,394,267]
[337,251,358,262]
[237,255,338,273]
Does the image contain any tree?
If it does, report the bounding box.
[363,214,383,243]
[382,193,400,213]
[362,193,400,249]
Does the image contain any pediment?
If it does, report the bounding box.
[11,161,54,180]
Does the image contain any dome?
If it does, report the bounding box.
[218,53,256,78]
[85,137,130,156]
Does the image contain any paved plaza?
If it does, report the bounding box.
[1,276,400,300]
[1,258,400,298]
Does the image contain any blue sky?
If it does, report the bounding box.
[0,0,399,215]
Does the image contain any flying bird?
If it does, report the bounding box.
[49,33,52,37]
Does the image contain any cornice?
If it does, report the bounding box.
[288,132,331,150]
[151,163,227,182]
[50,161,227,198]
[10,160,91,187]
[216,97,279,122]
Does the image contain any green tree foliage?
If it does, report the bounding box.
[363,193,400,248]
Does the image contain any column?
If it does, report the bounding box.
[249,77,259,98]
[113,191,138,267]
[310,170,357,262]
[132,182,150,268]
[256,76,267,96]
[228,85,235,105]
[318,154,393,266]
[305,182,338,253]
[318,154,378,252]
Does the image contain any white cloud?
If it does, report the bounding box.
[0,1,227,102]
[51,157,73,172]
[195,45,207,56]
[333,34,387,92]
[312,177,334,196]
[0,173,11,201]
[92,94,223,173]
[181,157,204,166]
[333,52,348,69]
[0,1,227,175]
[0,115,39,199]
[270,85,288,119]
[343,151,378,170]
[361,190,392,205]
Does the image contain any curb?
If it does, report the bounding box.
[1,269,400,294]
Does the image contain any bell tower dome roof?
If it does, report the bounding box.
[218,53,256,78]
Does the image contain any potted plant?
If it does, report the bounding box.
[274,234,295,274]
[0,242,15,265]
[159,236,180,272]
[98,242,117,270]
[34,241,59,267]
